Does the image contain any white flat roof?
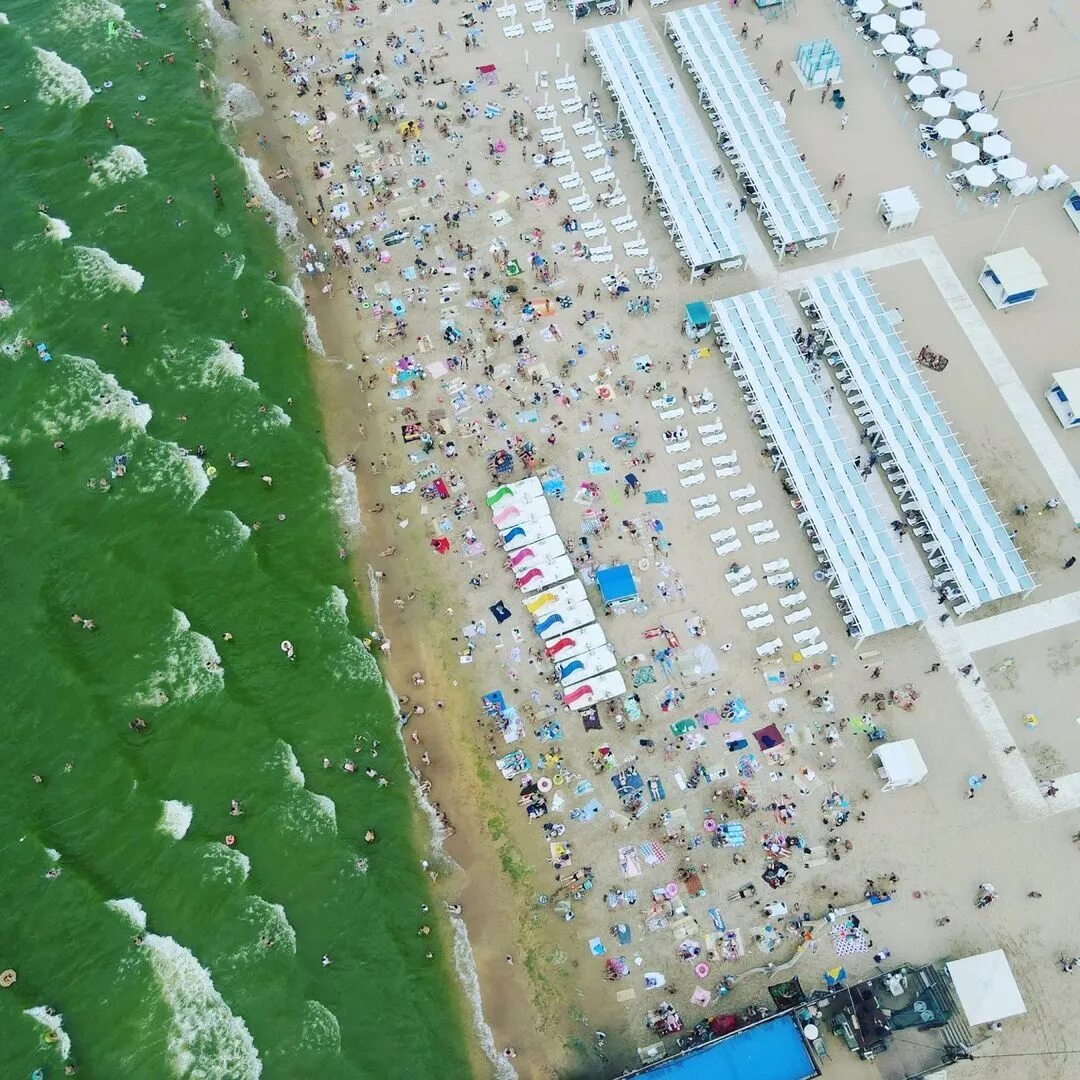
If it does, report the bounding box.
[1052,368,1080,403]
[947,950,1027,1026]
[983,248,1048,292]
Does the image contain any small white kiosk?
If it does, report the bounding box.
[978,248,1047,311]
[871,739,928,791]
[1046,369,1080,429]
[1064,181,1080,234]
[877,187,921,232]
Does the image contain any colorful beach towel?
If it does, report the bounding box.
[644,489,669,504]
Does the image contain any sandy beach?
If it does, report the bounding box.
[209,0,1080,1075]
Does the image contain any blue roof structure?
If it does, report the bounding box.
[596,564,637,605]
[631,1015,818,1080]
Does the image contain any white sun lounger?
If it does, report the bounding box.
[801,641,828,657]
[555,75,577,92]
[754,531,780,545]
[793,627,821,644]
[679,473,705,488]
[551,150,574,168]
[763,559,789,574]
[698,423,724,437]
[736,500,764,515]
[712,453,738,467]
[690,494,717,509]
[691,401,717,415]
[715,466,741,479]
[561,96,584,114]
[496,2,517,18]
[540,125,565,142]
[730,485,756,501]
[532,18,554,32]
[710,528,737,543]
[572,120,596,137]
[701,433,727,446]
[731,578,758,596]
[534,104,556,122]
[558,172,581,190]
[756,638,783,657]
[591,166,616,184]
[694,504,721,520]
[779,591,806,608]
[652,395,676,409]
[725,565,751,583]
[784,608,812,625]
[582,141,607,160]
[504,22,525,37]
[741,603,769,619]
[665,441,690,454]
[747,520,775,535]
[767,572,795,586]
[747,614,775,631]
[677,458,704,473]
[612,214,637,232]
[715,539,742,555]
[659,407,685,421]
[568,194,593,213]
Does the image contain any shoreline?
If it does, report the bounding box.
[204,8,566,1075]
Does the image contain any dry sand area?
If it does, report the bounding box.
[223,0,1080,1075]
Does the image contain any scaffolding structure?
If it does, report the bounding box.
[796,39,841,87]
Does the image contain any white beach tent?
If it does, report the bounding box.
[872,739,927,790]
[946,950,1027,1026]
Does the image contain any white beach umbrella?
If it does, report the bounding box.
[882,33,910,55]
[950,89,982,113]
[911,27,940,50]
[938,69,968,92]
[925,49,954,70]
[898,8,926,29]
[935,117,966,140]
[870,13,897,34]
[967,111,998,134]
[886,0,914,9]
[950,141,980,164]
[995,157,1028,181]
[920,96,952,118]
[894,54,924,76]
[907,75,938,97]
[856,0,884,13]
[982,134,1012,158]
[964,164,997,188]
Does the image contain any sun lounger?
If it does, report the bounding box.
[561,97,584,114]
[582,141,607,160]
[710,528,736,543]
[736,500,763,515]
[701,432,727,446]
[555,75,578,92]
[753,531,780,545]
[572,120,596,137]
[665,441,690,455]
[698,423,724,437]
[730,485,756,501]
[779,591,806,608]
[715,539,742,555]
[691,401,717,415]
[801,641,828,657]
[679,473,705,488]
[741,603,769,619]
[767,572,795,586]
[558,172,581,190]
[793,627,821,644]
[756,638,783,657]
[725,565,751,583]
[532,17,554,32]
[659,408,684,421]
[534,104,556,122]
[497,2,517,17]
[503,22,524,37]
[746,614,775,631]
[715,466,740,478]
[731,578,758,596]
[747,520,775,535]
[690,494,717,509]
[694,504,721,520]
[677,458,704,474]
[784,608,812,625]
[762,559,789,574]
[591,166,616,184]
[567,195,593,214]
[712,453,737,467]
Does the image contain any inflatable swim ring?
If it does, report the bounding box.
[0,969,16,988]
[694,962,710,979]
[537,776,553,794]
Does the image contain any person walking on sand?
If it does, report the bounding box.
[967,773,987,798]
[840,112,849,131]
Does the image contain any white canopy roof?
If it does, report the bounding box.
[984,248,1047,292]
[1052,368,1080,404]
[947,950,1027,1026]
[874,739,927,789]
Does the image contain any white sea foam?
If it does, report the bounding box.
[243,897,297,954]
[0,301,12,321]
[0,455,9,480]
[300,1001,341,1056]
[89,145,148,187]
[132,609,223,706]
[24,1005,72,1060]
[236,151,299,245]
[303,314,326,356]
[449,917,517,1080]
[203,842,250,883]
[260,404,291,427]
[56,0,129,31]
[43,214,72,241]
[72,245,144,294]
[197,0,239,40]
[220,510,252,544]
[106,896,148,931]
[327,585,349,623]
[205,339,259,391]
[159,799,194,840]
[33,48,92,108]
[319,584,378,682]
[129,440,212,506]
[231,254,246,281]
[275,742,337,837]
[0,13,9,26]
[330,464,362,532]
[44,847,61,862]
[217,82,263,124]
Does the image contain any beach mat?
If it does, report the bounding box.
[644,489,669,504]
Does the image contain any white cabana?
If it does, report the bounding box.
[925,48,953,69]
[869,13,896,34]
[856,0,884,13]
[996,157,1028,181]
[921,96,951,118]
[898,8,925,29]
[1008,175,1039,197]
[967,111,998,134]
[979,247,1047,310]
[907,74,937,97]
[1047,367,1080,429]
[964,164,997,188]
[877,186,921,231]
[982,134,1012,159]
[1063,181,1080,233]
[951,141,980,164]
[911,27,940,49]
[894,54,923,76]
[950,89,982,114]
[873,739,928,790]
[881,33,910,54]
[935,118,966,140]
[938,69,968,91]
[946,950,1027,1027]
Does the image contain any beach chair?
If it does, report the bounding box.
[591,166,616,184]
[801,641,828,657]
[715,465,740,478]
[533,104,556,122]
[550,150,574,169]
[525,0,544,11]
[532,18,555,33]
[747,520,775,535]
[710,528,736,543]
[762,558,789,574]
[582,141,607,160]
[677,458,704,473]
[756,638,783,657]
[573,120,596,137]
[793,627,821,645]
[690,494,717,509]
[581,218,606,239]
[725,565,751,583]
[612,213,637,232]
[731,578,758,596]
[600,188,627,208]
[659,407,684,421]
[497,2,517,16]
[541,125,566,141]
[589,244,613,261]
[623,240,649,257]
[779,591,806,608]
[694,504,722,520]
[701,432,727,446]
[698,423,724,437]
[558,172,581,190]
[561,97,584,115]
[716,539,742,556]
[567,195,593,214]
[730,485,756,501]
[746,614,774,631]
[767,572,795,587]
[753,531,780,545]
[503,22,524,37]
[741,603,769,619]
[555,76,578,92]
[784,608,812,625]
[712,453,738,467]
[679,473,705,488]
[665,442,690,455]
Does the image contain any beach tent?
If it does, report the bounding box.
[979,248,1047,310]
[1045,369,1080,429]
[946,950,1027,1026]
[877,187,921,231]
[596,564,637,606]
[872,739,928,790]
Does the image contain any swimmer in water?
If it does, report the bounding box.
[230,800,242,816]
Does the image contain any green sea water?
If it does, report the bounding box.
[0,2,475,1076]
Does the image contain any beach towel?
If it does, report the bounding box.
[570,798,603,822]
[615,923,632,944]
[640,840,667,865]
[830,925,870,956]
[588,937,606,957]
[632,665,656,687]
[708,908,725,932]
[573,780,593,797]
[644,489,668,504]
[618,845,643,878]
[670,717,697,737]
[489,601,512,623]
[581,710,602,732]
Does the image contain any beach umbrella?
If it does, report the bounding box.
[911,27,940,49]
[882,33,910,55]
[982,134,1012,158]
[824,966,848,987]
[856,0,884,13]
[967,111,998,134]
[938,69,968,92]
[920,96,952,118]
[950,90,982,114]
[870,13,896,34]
[894,54,924,76]
[898,8,925,28]
[935,117,966,140]
[925,49,954,70]
[964,164,998,188]
[951,141,980,164]
[996,157,1028,181]
[886,0,913,9]
[907,74,938,97]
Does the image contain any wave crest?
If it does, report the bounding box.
[33,48,92,107]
